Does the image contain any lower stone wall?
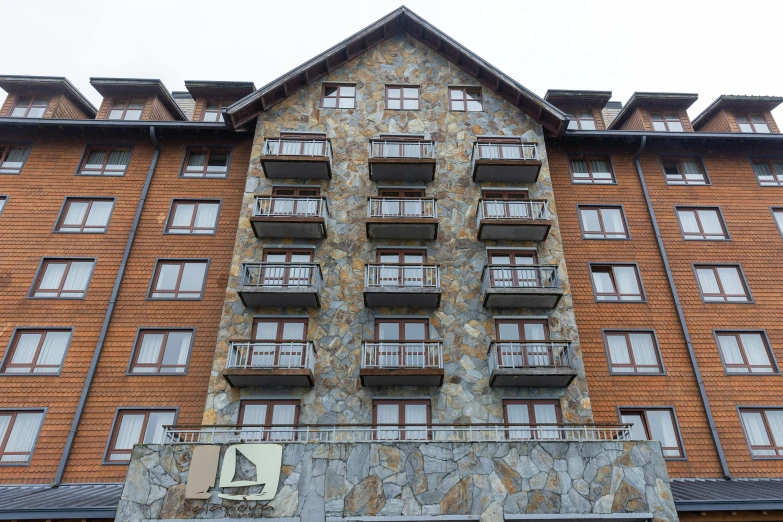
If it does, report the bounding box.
[116,441,678,522]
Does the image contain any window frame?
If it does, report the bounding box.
[29,258,96,300]
[649,111,685,132]
[692,264,753,304]
[674,206,729,241]
[1,328,73,376]
[659,156,710,186]
[164,199,222,235]
[127,328,195,375]
[713,330,778,376]
[567,154,617,184]
[10,96,50,118]
[372,399,432,441]
[502,399,563,440]
[252,317,309,341]
[602,329,665,375]
[0,409,46,466]
[772,207,783,237]
[106,98,146,121]
[54,197,116,234]
[178,146,233,178]
[577,204,631,240]
[617,406,686,460]
[750,158,783,187]
[385,85,421,111]
[567,108,597,130]
[738,407,783,459]
[0,143,32,175]
[103,408,178,465]
[448,86,483,112]
[238,400,300,442]
[320,83,357,109]
[589,263,646,302]
[201,100,230,122]
[374,318,430,341]
[74,144,134,177]
[0,196,6,216]
[735,113,771,134]
[147,259,210,301]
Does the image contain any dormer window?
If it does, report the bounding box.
[202,101,227,122]
[650,111,684,132]
[10,96,49,118]
[736,113,770,133]
[567,109,596,130]
[108,98,145,120]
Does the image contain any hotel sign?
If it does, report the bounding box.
[185,444,282,501]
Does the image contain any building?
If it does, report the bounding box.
[0,6,780,522]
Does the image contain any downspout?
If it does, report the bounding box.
[633,136,731,479]
[53,126,160,486]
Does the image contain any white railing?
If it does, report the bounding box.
[477,200,549,222]
[242,263,322,290]
[361,341,443,369]
[161,423,634,445]
[262,139,332,159]
[370,140,435,159]
[473,142,538,161]
[364,264,440,288]
[367,198,437,219]
[482,265,560,292]
[227,341,316,372]
[488,341,572,372]
[253,197,327,218]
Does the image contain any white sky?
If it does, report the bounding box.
[1,0,781,121]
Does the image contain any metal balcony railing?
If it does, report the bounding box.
[482,265,560,292]
[253,197,328,218]
[488,341,572,372]
[241,263,323,289]
[361,341,443,369]
[227,341,316,372]
[367,198,437,219]
[472,142,538,161]
[161,423,634,445]
[262,139,332,159]
[477,200,549,222]
[365,264,440,288]
[369,140,435,159]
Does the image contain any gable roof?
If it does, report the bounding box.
[608,91,698,130]
[544,89,613,110]
[692,94,783,129]
[90,77,188,121]
[225,6,567,134]
[0,75,97,118]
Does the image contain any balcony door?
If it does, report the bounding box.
[277,132,326,156]
[262,249,313,286]
[488,251,538,288]
[378,188,425,217]
[252,318,308,367]
[503,399,561,440]
[376,249,426,287]
[239,400,299,441]
[376,319,429,367]
[495,319,550,367]
[270,186,320,216]
[482,190,530,219]
[477,136,523,160]
[378,134,426,158]
[373,400,430,441]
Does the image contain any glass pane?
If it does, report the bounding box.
[741,412,770,446]
[677,210,699,234]
[124,109,142,121]
[404,405,427,440]
[740,334,771,368]
[621,414,647,440]
[570,159,588,176]
[580,209,600,233]
[592,271,615,295]
[646,411,679,452]
[145,411,175,444]
[85,201,114,229]
[115,414,145,450]
[155,264,181,291]
[497,323,520,341]
[403,88,418,98]
[377,323,399,340]
[614,267,640,295]
[207,152,228,171]
[607,335,631,365]
[63,202,89,226]
[162,331,191,367]
[579,119,596,130]
[27,107,46,118]
[338,97,354,109]
[450,89,464,100]
[172,204,195,228]
[137,333,164,364]
[667,121,684,132]
[340,86,355,97]
[629,333,657,368]
[376,404,399,440]
[10,333,41,365]
[523,324,546,341]
[467,100,482,111]
[39,263,67,290]
[716,267,745,297]
[404,322,426,340]
[717,335,744,366]
[403,99,419,110]
[766,411,783,447]
[62,261,93,292]
[602,209,625,234]
[187,152,207,168]
[282,322,305,340]
[652,121,667,131]
[179,263,206,291]
[243,404,267,425]
[387,88,400,99]
[5,413,42,454]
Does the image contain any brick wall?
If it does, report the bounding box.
[50,94,90,119]
[0,94,15,116]
[97,96,176,121]
[591,107,606,130]
[698,109,734,133]
[192,98,207,122]
[618,107,694,132]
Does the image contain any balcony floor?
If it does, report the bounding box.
[364,287,441,308]
[366,218,438,240]
[360,368,444,386]
[238,287,321,308]
[261,156,331,179]
[250,216,327,239]
[223,368,315,388]
[473,160,542,182]
[478,219,551,241]
[482,287,564,309]
[369,158,436,182]
[490,367,577,387]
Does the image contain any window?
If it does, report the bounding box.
[569,156,615,184]
[78,146,131,176]
[0,411,44,464]
[449,87,482,112]
[567,109,596,130]
[740,408,783,458]
[487,250,540,288]
[661,158,708,185]
[385,85,419,110]
[676,207,727,240]
[149,260,208,299]
[0,196,5,215]
[375,318,428,342]
[0,144,31,174]
[604,331,663,374]
[321,84,356,109]
[129,329,193,374]
[578,206,629,239]
[716,332,776,374]
[590,264,644,301]
[504,400,561,440]
[650,111,684,132]
[736,113,770,134]
[106,409,176,462]
[373,400,430,440]
[694,265,750,302]
[31,259,94,298]
[202,101,229,122]
[620,408,683,458]
[166,200,220,234]
[239,400,299,441]
[181,148,230,178]
[107,99,145,120]
[249,318,308,368]
[10,97,49,118]
[56,198,114,233]
[751,159,783,186]
[257,249,314,287]
[495,319,551,367]
[2,330,71,374]
[773,208,783,235]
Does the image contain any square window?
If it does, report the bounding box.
[620,408,684,458]
[166,200,220,234]
[78,146,131,176]
[676,207,728,240]
[661,157,708,185]
[736,113,770,133]
[590,264,645,301]
[2,330,71,374]
[181,148,230,178]
[694,265,751,302]
[503,400,561,440]
[740,408,783,458]
[0,411,45,464]
[130,329,193,374]
[149,260,208,299]
[239,400,299,442]
[0,144,31,175]
[569,156,615,184]
[321,84,356,109]
[107,98,145,120]
[31,259,95,298]
[716,332,776,374]
[605,331,663,374]
[449,87,482,112]
[56,198,114,233]
[202,101,229,122]
[373,400,431,441]
[650,111,684,132]
[578,206,629,239]
[106,409,176,463]
[386,85,419,110]
[751,159,783,186]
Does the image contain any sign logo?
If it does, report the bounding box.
[185,444,282,501]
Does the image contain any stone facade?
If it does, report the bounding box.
[202,33,592,429]
[116,441,677,522]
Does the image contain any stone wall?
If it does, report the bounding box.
[116,441,677,522]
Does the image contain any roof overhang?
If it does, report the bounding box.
[554,129,783,142]
[0,117,238,132]
[671,478,783,512]
[185,80,256,100]
[225,6,568,134]
[544,89,613,110]
[608,92,698,129]
[90,77,188,121]
[0,483,122,520]
[693,94,783,129]
[0,75,97,118]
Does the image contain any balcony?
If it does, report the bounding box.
[368,140,436,181]
[487,341,577,387]
[476,199,551,241]
[481,265,563,308]
[360,341,444,386]
[365,197,438,239]
[260,138,332,179]
[223,341,316,387]
[471,141,542,182]
[363,264,441,308]
[237,263,322,308]
[250,196,327,239]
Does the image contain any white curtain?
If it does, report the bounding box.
[580,209,601,234]
[83,150,106,170]
[2,413,43,462]
[696,269,721,297]
[570,159,588,178]
[602,208,625,235]
[629,333,657,371]
[591,271,614,295]
[9,333,40,368]
[35,331,70,372]
[381,200,400,217]
[62,261,93,295]
[171,203,194,229]
[112,414,145,459]
[698,210,723,237]
[155,264,180,291]
[194,203,219,231]
[645,411,680,457]
[270,405,296,441]
[403,199,423,217]
[765,411,783,450]
[170,332,191,368]
[621,414,647,441]
[288,254,312,286]
[614,267,640,299]
[1,147,27,171]
[534,404,558,440]
[63,202,89,227]
[741,334,772,371]
[84,201,113,230]
[39,263,66,293]
[179,263,206,292]
[186,152,207,169]
[483,200,504,218]
[607,335,631,369]
[0,417,10,451]
[479,144,500,160]
[273,198,294,215]
[405,405,427,440]
[241,405,267,441]
[752,162,774,183]
[252,323,278,367]
[773,163,783,180]
[590,159,612,180]
[145,411,175,444]
[717,267,745,299]
[677,210,700,235]
[506,404,531,440]
[682,160,704,181]
[376,404,399,440]
[106,150,131,173]
[717,335,745,371]
[741,412,773,456]
[136,333,164,367]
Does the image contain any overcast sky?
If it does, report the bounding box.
[1,0,781,120]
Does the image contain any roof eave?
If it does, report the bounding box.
[693,95,783,129]
[608,92,699,130]
[0,76,98,118]
[89,78,188,121]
